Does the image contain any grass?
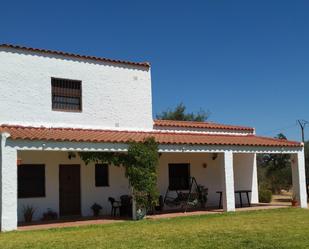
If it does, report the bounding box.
[1,208,309,249]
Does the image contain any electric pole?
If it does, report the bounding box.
[297,120,309,143]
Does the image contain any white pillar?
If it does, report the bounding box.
[132,198,137,220]
[0,133,18,231]
[251,153,259,204]
[131,187,137,220]
[222,151,235,212]
[291,150,307,208]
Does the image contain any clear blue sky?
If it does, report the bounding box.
[1,1,308,141]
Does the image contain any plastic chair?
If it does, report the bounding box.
[108,197,121,216]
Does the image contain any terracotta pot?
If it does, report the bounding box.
[93,210,100,217]
[291,200,298,207]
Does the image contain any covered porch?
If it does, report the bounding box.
[0,126,307,231]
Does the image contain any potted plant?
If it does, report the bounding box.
[291,194,298,207]
[134,191,149,220]
[23,205,36,223]
[42,208,58,221]
[91,203,102,217]
[136,207,147,220]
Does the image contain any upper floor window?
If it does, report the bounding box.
[51,78,82,111]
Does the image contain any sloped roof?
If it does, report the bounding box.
[154,120,254,132]
[0,125,301,147]
[0,44,150,68]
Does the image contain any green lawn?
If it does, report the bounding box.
[1,208,309,249]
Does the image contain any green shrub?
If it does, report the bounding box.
[259,188,272,203]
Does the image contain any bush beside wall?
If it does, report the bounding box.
[259,188,272,203]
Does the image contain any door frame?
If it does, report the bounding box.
[59,164,81,217]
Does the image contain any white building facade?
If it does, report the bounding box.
[0,44,307,231]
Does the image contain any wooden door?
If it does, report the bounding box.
[59,165,81,216]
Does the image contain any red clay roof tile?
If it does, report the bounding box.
[0,44,150,68]
[154,120,254,132]
[0,125,301,148]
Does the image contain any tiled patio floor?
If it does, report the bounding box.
[18,216,127,231]
[18,204,291,231]
[146,203,290,219]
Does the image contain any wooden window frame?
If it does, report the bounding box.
[168,163,190,191]
[51,77,82,112]
[95,164,109,187]
[18,164,46,199]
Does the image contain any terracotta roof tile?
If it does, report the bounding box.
[154,120,254,132]
[0,44,150,68]
[0,125,301,148]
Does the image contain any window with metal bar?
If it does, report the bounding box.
[51,78,82,111]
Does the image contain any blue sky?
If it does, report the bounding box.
[1,1,308,141]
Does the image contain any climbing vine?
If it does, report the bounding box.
[79,137,159,210]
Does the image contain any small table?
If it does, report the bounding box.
[216,190,252,209]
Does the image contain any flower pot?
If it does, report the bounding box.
[136,208,146,220]
[91,203,102,217]
[24,216,33,223]
[291,200,298,207]
[93,210,100,217]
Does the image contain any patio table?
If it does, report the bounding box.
[216,190,252,209]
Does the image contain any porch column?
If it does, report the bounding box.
[221,151,235,212]
[0,133,18,231]
[131,187,137,220]
[251,153,259,204]
[291,150,307,208]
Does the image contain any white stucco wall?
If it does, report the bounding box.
[17,151,130,222]
[158,152,258,208]
[233,153,258,205]
[0,47,153,130]
[0,134,17,231]
[157,153,224,207]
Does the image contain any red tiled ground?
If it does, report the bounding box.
[18,216,126,231]
[18,204,291,231]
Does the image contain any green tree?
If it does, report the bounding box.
[257,133,292,193]
[79,137,159,211]
[156,102,210,121]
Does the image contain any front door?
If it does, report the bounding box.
[59,165,81,216]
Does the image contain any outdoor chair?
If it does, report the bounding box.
[108,197,121,216]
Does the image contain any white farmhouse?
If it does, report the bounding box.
[0,44,307,231]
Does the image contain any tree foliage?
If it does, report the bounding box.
[257,133,292,193]
[156,103,210,121]
[79,137,159,209]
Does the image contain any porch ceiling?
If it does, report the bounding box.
[0,125,301,148]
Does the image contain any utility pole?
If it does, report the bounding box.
[298,120,309,143]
